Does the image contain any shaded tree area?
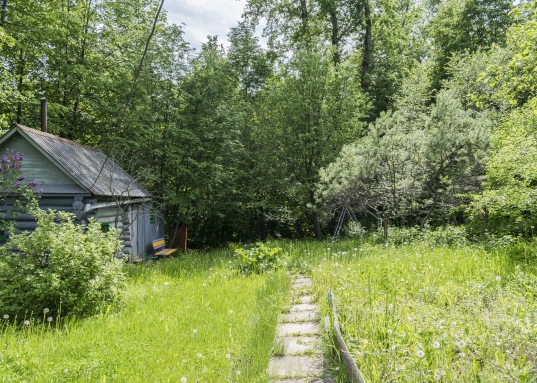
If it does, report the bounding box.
[2,0,534,246]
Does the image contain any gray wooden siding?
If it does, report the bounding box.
[0,132,81,188]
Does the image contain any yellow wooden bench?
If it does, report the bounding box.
[152,238,177,258]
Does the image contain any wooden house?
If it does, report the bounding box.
[0,123,164,261]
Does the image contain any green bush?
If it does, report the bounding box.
[0,209,126,320]
[234,242,284,275]
[371,225,469,247]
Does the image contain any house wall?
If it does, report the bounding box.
[0,132,85,191]
[0,196,96,237]
[95,202,163,261]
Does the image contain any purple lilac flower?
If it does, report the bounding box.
[28,181,37,188]
[39,189,43,195]
[16,176,24,181]
[14,183,21,189]
[2,156,7,164]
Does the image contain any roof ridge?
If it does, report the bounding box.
[15,124,101,152]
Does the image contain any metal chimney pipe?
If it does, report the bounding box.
[40,98,47,133]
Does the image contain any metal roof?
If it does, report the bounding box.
[13,125,151,198]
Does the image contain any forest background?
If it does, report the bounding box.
[0,0,535,247]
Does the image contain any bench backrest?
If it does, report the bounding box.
[152,238,166,250]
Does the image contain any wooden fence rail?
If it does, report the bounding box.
[328,290,368,383]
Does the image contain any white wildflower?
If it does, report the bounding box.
[416,350,425,358]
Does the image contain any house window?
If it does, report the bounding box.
[101,222,110,233]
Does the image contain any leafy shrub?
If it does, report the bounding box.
[343,221,366,237]
[371,225,469,247]
[0,209,126,319]
[234,243,284,275]
[0,149,40,233]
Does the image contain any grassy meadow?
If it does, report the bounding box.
[277,239,537,383]
[3,237,537,382]
[0,250,291,382]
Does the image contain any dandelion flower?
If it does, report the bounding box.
[236,371,241,375]
[496,276,501,281]
[387,330,393,335]
[416,350,425,358]
[203,283,206,287]
[181,378,187,382]
[3,314,8,319]
[226,354,231,359]
[47,317,53,322]
[43,308,49,313]
[354,248,358,251]
[193,329,197,333]
[388,304,393,310]
[229,310,233,314]
[438,368,445,376]
[64,369,69,373]
[433,341,440,349]
[164,282,170,286]
[434,375,441,381]
[24,320,30,325]
[197,353,202,358]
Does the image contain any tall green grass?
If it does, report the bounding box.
[0,249,290,382]
[286,240,537,382]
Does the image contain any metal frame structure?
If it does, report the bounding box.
[332,203,359,242]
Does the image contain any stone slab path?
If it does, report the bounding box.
[268,275,335,383]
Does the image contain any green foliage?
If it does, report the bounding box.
[428,0,512,89]
[469,98,537,234]
[370,225,469,247]
[235,242,284,274]
[318,86,490,232]
[0,209,125,319]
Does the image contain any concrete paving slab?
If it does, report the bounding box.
[293,282,313,290]
[268,355,324,378]
[299,295,313,304]
[290,303,318,312]
[280,311,318,323]
[277,322,321,337]
[276,336,320,354]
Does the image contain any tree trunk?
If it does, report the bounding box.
[295,221,303,239]
[259,207,266,242]
[16,49,24,124]
[361,2,371,89]
[309,190,322,240]
[480,207,489,238]
[1,0,7,25]
[419,190,438,230]
[330,10,340,64]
